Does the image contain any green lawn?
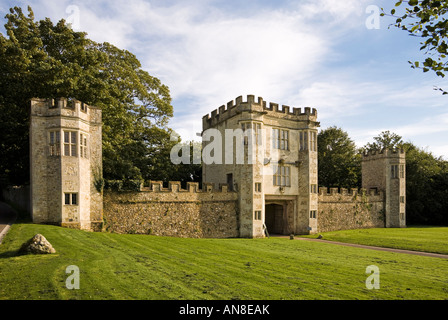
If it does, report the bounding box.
[301,226,448,255]
[0,223,447,300]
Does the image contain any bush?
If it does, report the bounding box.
[122,179,143,191]
[105,180,123,191]
[105,179,143,191]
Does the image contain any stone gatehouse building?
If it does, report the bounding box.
[26,95,406,238]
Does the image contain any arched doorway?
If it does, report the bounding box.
[265,203,285,235]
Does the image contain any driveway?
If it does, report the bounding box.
[274,235,448,259]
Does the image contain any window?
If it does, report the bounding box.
[299,131,308,151]
[310,210,317,219]
[272,128,289,150]
[399,165,405,178]
[64,193,78,205]
[242,122,262,146]
[254,210,262,220]
[64,131,77,157]
[272,128,278,149]
[400,196,405,203]
[255,183,262,192]
[272,165,290,187]
[241,122,250,145]
[310,131,317,152]
[310,184,317,194]
[254,123,262,145]
[400,212,405,220]
[80,133,88,158]
[227,173,233,191]
[49,131,61,156]
[281,129,289,150]
[391,165,399,179]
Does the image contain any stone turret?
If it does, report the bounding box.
[362,148,406,228]
[202,95,317,131]
[30,98,103,231]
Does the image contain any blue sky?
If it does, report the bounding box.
[2,0,447,158]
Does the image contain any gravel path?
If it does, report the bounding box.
[291,236,448,259]
[0,202,18,244]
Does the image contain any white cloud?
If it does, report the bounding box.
[76,8,135,48]
[394,113,448,137]
[345,109,448,158]
[13,0,371,107]
[10,0,139,49]
[429,145,448,160]
[299,0,366,24]
[5,0,446,157]
[291,80,375,121]
[127,0,373,140]
[140,8,329,101]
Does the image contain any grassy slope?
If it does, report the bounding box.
[301,226,448,255]
[0,223,447,300]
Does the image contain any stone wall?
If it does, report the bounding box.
[1,185,31,214]
[103,182,239,238]
[317,187,385,233]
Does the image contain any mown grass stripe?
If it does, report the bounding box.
[1,224,447,300]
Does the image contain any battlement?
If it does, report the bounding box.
[202,95,317,130]
[362,148,405,160]
[318,187,384,198]
[32,97,95,111]
[30,97,102,124]
[138,181,234,193]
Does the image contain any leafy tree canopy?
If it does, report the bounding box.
[0,6,183,185]
[382,0,448,94]
[402,142,448,225]
[363,130,404,152]
[317,126,361,188]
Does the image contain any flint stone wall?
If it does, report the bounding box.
[103,182,239,238]
[317,187,385,233]
[1,185,31,214]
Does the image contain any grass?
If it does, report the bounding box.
[300,226,448,255]
[0,223,447,300]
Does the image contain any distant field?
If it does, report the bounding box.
[300,226,448,255]
[0,223,447,300]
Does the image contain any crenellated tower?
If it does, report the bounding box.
[30,98,103,231]
[202,95,319,237]
[362,148,406,228]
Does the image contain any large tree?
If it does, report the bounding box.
[382,0,448,93]
[363,130,404,151]
[317,126,361,188]
[0,6,177,186]
[403,142,448,225]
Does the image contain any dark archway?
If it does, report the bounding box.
[265,203,286,235]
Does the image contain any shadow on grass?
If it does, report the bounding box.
[0,250,20,259]
[0,247,57,259]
